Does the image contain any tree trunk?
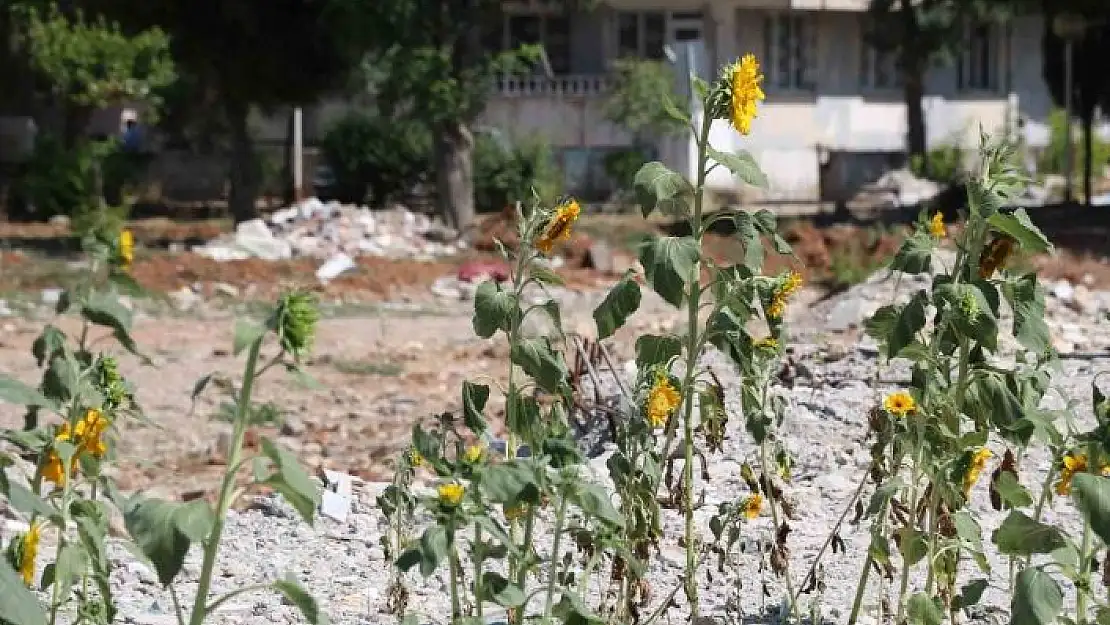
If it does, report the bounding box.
[434,122,476,230]
[226,101,259,224]
[904,65,928,167]
[1082,110,1094,207]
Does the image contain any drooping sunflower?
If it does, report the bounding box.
[742,493,763,520]
[883,391,917,418]
[962,447,993,495]
[755,336,779,352]
[536,197,581,255]
[645,372,682,428]
[19,521,41,586]
[725,54,766,136]
[767,270,803,319]
[42,421,74,486]
[1054,453,1110,496]
[978,234,1016,279]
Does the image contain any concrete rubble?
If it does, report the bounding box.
[847,168,943,211]
[192,197,463,265]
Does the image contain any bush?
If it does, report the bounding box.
[910,142,965,184]
[602,147,650,200]
[472,132,562,213]
[1038,107,1110,178]
[320,112,432,207]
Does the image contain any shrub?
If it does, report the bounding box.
[472,132,562,213]
[320,111,432,207]
[602,147,650,200]
[1038,107,1110,177]
[909,140,966,184]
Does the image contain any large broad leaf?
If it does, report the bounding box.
[260,438,321,524]
[461,381,490,435]
[473,281,521,339]
[992,511,1066,556]
[593,271,641,340]
[1072,473,1110,546]
[479,462,537,503]
[272,578,328,625]
[907,592,945,625]
[510,338,567,393]
[1010,567,1063,625]
[1002,274,1051,355]
[0,558,47,625]
[890,233,934,275]
[0,375,53,408]
[635,334,683,369]
[480,572,526,608]
[866,291,928,359]
[233,319,266,356]
[706,146,768,188]
[573,483,624,528]
[988,209,1052,254]
[31,325,66,367]
[81,292,144,359]
[124,497,213,586]
[52,541,88,606]
[633,161,692,218]
[638,236,699,307]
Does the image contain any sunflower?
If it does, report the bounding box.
[883,391,917,418]
[74,408,110,458]
[437,483,465,507]
[929,212,946,239]
[118,229,134,268]
[767,271,803,319]
[645,373,681,428]
[463,444,484,464]
[755,336,779,351]
[536,197,581,255]
[978,235,1015,279]
[407,447,424,468]
[742,494,763,520]
[18,521,41,586]
[1054,453,1110,496]
[726,55,766,135]
[962,447,992,495]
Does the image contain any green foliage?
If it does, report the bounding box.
[602,148,650,199]
[472,133,562,213]
[13,136,124,228]
[320,111,432,207]
[602,59,688,140]
[910,141,966,183]
[1037,108,1110,177]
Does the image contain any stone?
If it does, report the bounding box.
[320,490,350,522]
[0,300,11,317]
[1052,279,1075,303]
[826,297,875,331]
[1069,284,1099,315]
[280,416,306,437]
[169,286,201,311]
[213,282,240,298]
[316,253,357,283]
[40,287,63,305]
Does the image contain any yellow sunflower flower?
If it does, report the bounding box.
[74,408,110,458]
[1054,453,1110,496]
[883,391,917,418]
[646,373,681,428]
[118,229,134,268]
[19,521,42,586]
[726,54,766,136]
[464,444,484,464]
[742,493,763,520]
[42,421,75,486]
[407,448,424,468]
[437,483,465,507]
[962,447,992,495]
[929,212,946,239]
[755,336,779,351]
[536,198,581,255]
[767,271,803,320]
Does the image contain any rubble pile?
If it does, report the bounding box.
[193,198,462,263]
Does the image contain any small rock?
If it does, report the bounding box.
[316,252,357,283]
[827,297,875,331]
[1052,279,1075,302]
[320,490,351,522]
[213,282,240,298]
[280,416,306,437]
[40,288,63,305]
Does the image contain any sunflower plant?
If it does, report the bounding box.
[587,52,803,620]
[838,133,1069,624]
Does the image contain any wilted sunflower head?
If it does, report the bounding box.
[536,196,581,255]
[273,290,319,361]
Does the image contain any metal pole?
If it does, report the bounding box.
[292,107,304,201]
[1064,40,1074,203]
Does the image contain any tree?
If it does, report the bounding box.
[865,0,1012,165]
[1040,1,1110,205]
[87,0,364,223]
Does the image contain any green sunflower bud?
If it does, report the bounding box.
[274,290,319,361]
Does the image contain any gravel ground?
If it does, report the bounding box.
[4,261,1110,625]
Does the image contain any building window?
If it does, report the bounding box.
[958,23,996,90]
[616,11,667,60]
[860,42,901,89]
[762,13,816,90]
[502,13,572,74]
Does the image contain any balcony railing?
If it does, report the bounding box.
[495,74,613,97]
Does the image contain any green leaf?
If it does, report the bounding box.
[6,482,56,520]
[479,462,537,503]
[992,511,1066,556]
[473,281,521,339]
[955,579,989,611]
[1010,567,1063,625]
[124,497,209,586]
[529,263,565,286]
[635,334,683,370]
[574,483,624,527]
[593,270,641,340]
[233,319,266,356]
[890,233,933,275]
[988,209,1052,254]
[272,578,328,625]
[898,527,928,566]
[481,572,526,608]
[419,526,448,577]
[867,292,928,359]
[0,558,47,625]
[1002,274,1051,355]
[461,382,490,435]
[706,146,768,188]
[951,511,984,551]
[81,291,133,332]
[510,338,567,393]
[633,161,692,218]
[1072,474,1110,546]
[993,471,1034,509]
[31,325,66,367]
[907,592,944,625]
[53,541,88,605]
[260,438,321,524]
[865,477,905,517]
[0,375,53,408]
[638,236,699,307]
